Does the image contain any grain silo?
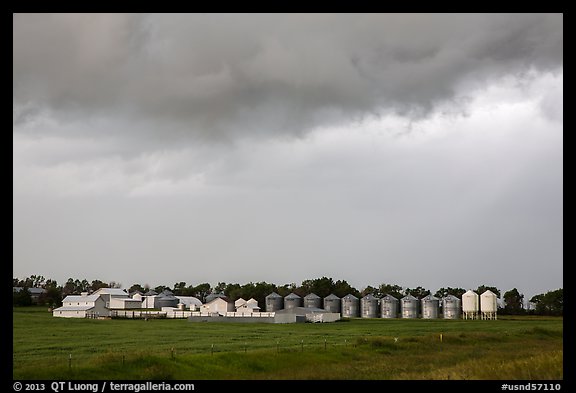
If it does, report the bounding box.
[462,290,479,319]
[421,294,439,319]
[155,290,179,308]
[284,293,302,309]
[323,294,341,314]
[380,294,399,318]
[341,294,360,318]
[442,295,461,319]
[361,294,380,318]
[401,294,419,318]
[265,292,284,312]
[304,293,322,308]
[480,290,498,320]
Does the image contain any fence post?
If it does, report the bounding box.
[68,353,72,370]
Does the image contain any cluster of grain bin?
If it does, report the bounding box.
[261,290,497,320]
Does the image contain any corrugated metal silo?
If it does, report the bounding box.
[401,294,419,318]
[284,293,302,309]
[361,294,380,318]
[323,294,341,313]
[421,294,439,319]
[380,294,399,318]
[341,294,360,317]
[265,292,284,312]
[303,293,322,308]
[442,295,461,319]
[480,290,498,320]
[462,290,479,319]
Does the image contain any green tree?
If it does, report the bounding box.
[404,286,430,299]
[378,283,404,299]
[434,287,466,299]
[91,280,109,292]
[530,288,563,316]
[333,279,360,298]
[129,284,145,294]
[192,283,212,302]
[13,288,32,306]
[503,288,525,314]
[476,285,501,298]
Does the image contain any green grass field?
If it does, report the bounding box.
[13,307,563,380]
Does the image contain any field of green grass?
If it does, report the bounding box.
[13,307,563,380]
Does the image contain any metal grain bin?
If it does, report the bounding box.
[284,293,302,309]
[341,294,360,318]
[155,292,179,308]
[304,293,322,308]
[401,294,419,318]
[421,294,439,319]
[323,294,341,313]
[265,292,284,312]
[442,295,461,319]
[361,294,380,318]
[380,294,399,318]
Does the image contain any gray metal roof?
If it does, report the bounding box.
[93,288,129,296]
[362,293,378,300]
[342,294,358,300]
[304,293,320,299]
[285,292,301,299]
[266,292,282,298]
[381,294,399,301]
[63,294,100,302]
[324,293,340,300]
[144,290,158,296]
[53,305,95,311]
[401,294,418,301]
[421,294,439,301]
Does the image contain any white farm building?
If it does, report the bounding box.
[52,293,108,318]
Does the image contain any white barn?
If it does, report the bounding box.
[200,297,234,315]
[53,293,108,318]
[236,298,261,314]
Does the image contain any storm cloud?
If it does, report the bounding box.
[14,13,562,142]
[13,14,562,301]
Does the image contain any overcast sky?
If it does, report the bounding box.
[13,13,563,300]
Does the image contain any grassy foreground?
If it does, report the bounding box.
[13,307,563,380]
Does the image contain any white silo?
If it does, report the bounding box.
[462,290,479,320]
[421,294,439,319]
[480,290,498,320]
[442,295,461,319]
[401,294,419,318]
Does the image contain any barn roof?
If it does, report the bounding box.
[53,305,95,312]
[93,288,129,297]
[63,294,101,302]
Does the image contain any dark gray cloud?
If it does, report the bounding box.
[13,13,563,142]
[13,14,563,302]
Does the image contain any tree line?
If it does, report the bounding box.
[12,275,563,316]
